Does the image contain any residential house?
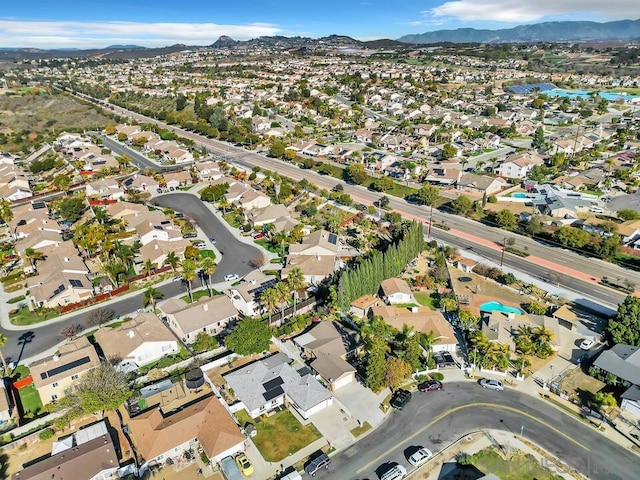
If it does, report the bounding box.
[30,336,100,404]
[423,167,461,186]
[457,174,507,196]
[159,295,239,343]
[293,321,357,390]
[139,238,191,268]
[480,311,561,352]
[370,304,458,352]
[224,352,333,419]
[283,229,342,284]
[496,152,544,179]
[122,174,159,192]
[104,200,147,220]
[194,160,223,182]
[349,294,379,318]
[234,189,271,211]
[135,217,183,246]
[25,241,93,309]
[12,420,119,480]
[85,178,125,201]
[246,204,297,231]
[592,344,640,416]
[162,170,192,190]
[380,277,414,305]
[128,394,246,470]
[455,258,477,274]
[94,313,179,373]
[228,271,277,317]
[618,219,640,248]
[288,229,339,257]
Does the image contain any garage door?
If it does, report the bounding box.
[622,399,640,418]
[332,373,354,390]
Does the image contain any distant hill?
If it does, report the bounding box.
[398,19,640,44]
[105,44,145,49]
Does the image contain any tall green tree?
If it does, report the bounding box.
[0,198,13,225]
[224,317,271,355]
[286,267,306,316]
[199,257,217,296]
[532,126,546,149]
[608,295,640,346]
[181,259,197,303]
[416,185,440,206]
[344,163,368,185]
[495,209,517,230]
[142,287,164,311]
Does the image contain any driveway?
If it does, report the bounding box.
[333,381,387,428]
[309,402,359,449]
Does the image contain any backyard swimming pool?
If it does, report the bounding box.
[480,301,525,315]
[512,193,527,198]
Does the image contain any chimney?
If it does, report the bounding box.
[53,354,60,362]
[128,330,135,338]
[316,255,320,261]
[251,279,256,285]
[203,303,208,312]
[507,312,515,321]
[154,244,158,250]
[64,257,70,262]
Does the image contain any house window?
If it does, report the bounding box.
[51,394,58,401]
[71,374,79,380]
[52,382,58,388]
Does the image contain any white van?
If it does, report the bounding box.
[590,206,604,214]
[380,464,407,480]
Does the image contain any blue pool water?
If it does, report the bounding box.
[513,193,527,198]
[545,88,639,103]
[480,301,525,315]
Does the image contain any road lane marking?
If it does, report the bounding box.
[355,402,589,475]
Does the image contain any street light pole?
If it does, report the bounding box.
[427,204,434,238]
[520,425,524,437]
[500,236,507,267]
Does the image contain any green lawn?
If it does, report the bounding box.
[18,384,43,415]
[350,421,372,438]
[12,365,30,380]
[180,288,218,304]
[464,447,564,480]
[9,306,58,326]
[223,212,243,228]
[255,238,282,254]
[199,249,216,260]
[235,409,322,462]
[414,291,437,310]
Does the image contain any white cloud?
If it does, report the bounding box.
[429,0,640,23]
[0,20,282,48]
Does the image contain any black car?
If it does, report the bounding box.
[390,389,412,410]
[417,380,443,392]
[304,452,331,476]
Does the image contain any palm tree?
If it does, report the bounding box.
[24,247,46,273]
[181,259,197,303]
[142,287,164,311]
[199,257,217,296]
[0,333,8,375]
[0,198,13,225]
[286,267,306,315]
[419,330,437,363]
[94,207,111,226]
[142,260,156,278]
[113,241,134,273]
[534,326,554,344]
[163,251,180,272]
[101,237,115,261]
[260,287,278,325]
[273,230,288,258]
[104,261,126,288]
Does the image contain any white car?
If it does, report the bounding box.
[580,337,595,350]
[479,379,504,391]
[224,273,239,282]
[408,447,433,467]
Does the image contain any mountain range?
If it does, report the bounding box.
[399,19,640,44]
[0,19,638,61]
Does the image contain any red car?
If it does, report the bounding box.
[418,380,443,392]
[252,233,265,240]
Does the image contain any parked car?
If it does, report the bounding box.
[304,452,331,477]
[408,447,433,467]
[210,236,217,244]
[479,379,504,391]
[235,453,253,476]
[380,463,407,480]
[224,273,240,282]
[580,337,595,350]
[172,275,183,282]
[252,233,265,240]
[194,242,207,250]
[390,389,412,410]
[183,232,197,238]
[417,380,443,392]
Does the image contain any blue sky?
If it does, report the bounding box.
[1,0,638,48]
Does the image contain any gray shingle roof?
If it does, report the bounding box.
[224,353,331,413]
[593,344,640,385]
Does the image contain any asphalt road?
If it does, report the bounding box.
[1,193,260,364]
[311,382,639,480]
[70,93,638,308]
[151,192,261,281]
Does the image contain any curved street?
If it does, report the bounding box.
[0,193,260,364]
[313,381,638,480]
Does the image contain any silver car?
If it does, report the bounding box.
[480,379,504,391]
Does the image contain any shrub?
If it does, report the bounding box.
[430,372,444,381]
[487,195,497,203]
[39,428,55,440]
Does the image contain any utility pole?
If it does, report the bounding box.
[500,236,507,267]
[427,204,434,238]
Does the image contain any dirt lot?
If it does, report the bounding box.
[558,366,605,402]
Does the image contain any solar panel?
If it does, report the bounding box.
[248,279,277,296]
[40,356,92,379]
[69,279,83,288]
[263,385,284,401]
[263,376,284,391]
[328,233,338,245]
